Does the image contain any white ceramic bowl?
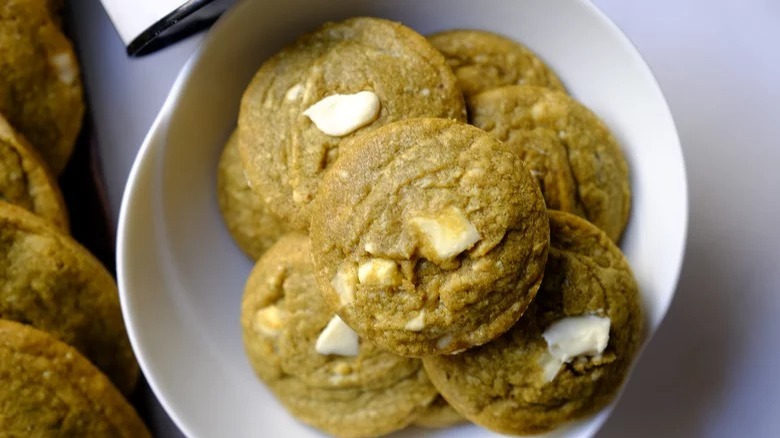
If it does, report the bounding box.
[117,0,687,436]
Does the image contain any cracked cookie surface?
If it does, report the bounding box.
[241,233,437,438]
[239,17,465,231]
[310,118,549,356]
[422,211,642,435]
[0,202,138,395]
[469,85,631,241]
[428,29,565,97]
[0,320,150,437]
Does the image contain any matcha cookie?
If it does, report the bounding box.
[310,118,549,356]
[239,17,466,231]
[217,130,288,260]
[428,29,565,97]
[0,202,138,395]
[0,0,84,174]
[0,113,68,232]
[413,394,466,429]
[423,210,643,435]
[0,320,150,437]
[242,233,420,389]
[241,233,437,437]
[469,85,631,241]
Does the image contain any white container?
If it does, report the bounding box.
[100,0,235,55]
[117,0,688,436]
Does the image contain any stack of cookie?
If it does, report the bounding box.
[0,1,149,435]
[221,17,642,437]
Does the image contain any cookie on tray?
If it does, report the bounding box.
[0,0,84,174]
[428,29,565,97]
[241,233,437,437]
[217,130,288,260]
[239,17,465,231]
[0,201,138,395]
[468,85,631,241]
[310,118,549,356]
[0,113,68,232]
[0,319,150,437]
[423,210,643,435]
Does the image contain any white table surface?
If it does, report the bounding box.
[69,0,780,436]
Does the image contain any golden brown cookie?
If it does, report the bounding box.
[241,233,438,437]
[469,85,631,241]
[0,0,84,174]
[0,113,68,232]
[423,211,643,435]
[239,17,466,231]
[0,319,151,437]
[428,29,565,97]
[0,201,138,395]
[413,394,466,429]
[217,130,288,260]
[310,118,549,356]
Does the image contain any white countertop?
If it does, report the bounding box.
[69,0,780,436]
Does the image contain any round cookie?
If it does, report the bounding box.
[217,130,288,260]
[0,0,84,174]
[0,320,151,437]
[469,85,631,241]
[310,118,549,356]
[422,211,643,435]
[413,394,466,429]
[0,202,138,395]
[239,17,466,231]
[0,113,68,232]
[428,29,565,97]
[242,233,419,389]
[241,233,438,437]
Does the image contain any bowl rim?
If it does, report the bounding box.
[116,0,689,436]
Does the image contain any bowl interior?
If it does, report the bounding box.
[117,0,687,437]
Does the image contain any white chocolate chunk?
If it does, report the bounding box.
[315,316,359,357]
[410,207,481,261]
[303,91,380,136]
[255,305,283,336]
[404,311,426,331]
[542,315,610,365]
[51,52,77,85]
[357,258,399,286]
[331,264,357,305]
[538,351,563,383]
[436,334,453,350]
[285,83,304,101]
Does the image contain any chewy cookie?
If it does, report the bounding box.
[241,233,437,437]
[239,17,465,231]
[469,85,631,241]
[428,29,565,97]
[423,210,643,435]
[0,113,68,232]
[412,394,466,429]
[217,130,288,260]
[310,118,549,356]
[0,319,150,437]
[0,202,138,395]
[0,0,84,174]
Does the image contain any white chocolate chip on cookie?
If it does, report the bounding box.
[331,264,358,305]
[410,206,481,261]
[255,305,283,336]
[357,258,399,286]
[315,316,359,357]
[303,91,380,136]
